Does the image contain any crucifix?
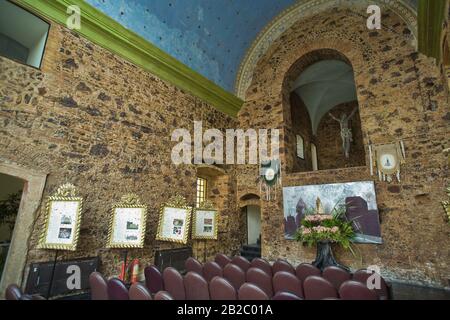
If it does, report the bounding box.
[329,107,358,158]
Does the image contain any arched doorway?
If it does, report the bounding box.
[239,194,261,260]
[245,205,261,245]
[0,161,46,297]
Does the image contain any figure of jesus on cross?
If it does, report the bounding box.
[329,107,358,159]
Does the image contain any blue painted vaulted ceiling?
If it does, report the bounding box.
[86,0,419,94]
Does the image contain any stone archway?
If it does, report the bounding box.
[235,0,417,98]
[0,160,47,297]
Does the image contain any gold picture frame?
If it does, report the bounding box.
[156,195,192,244]
[107,194,147,249]
[192,200,218,240]
[38,184,83,251]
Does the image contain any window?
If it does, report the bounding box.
[196,177,207,208]
[0,1,49,68]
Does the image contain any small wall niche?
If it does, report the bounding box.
[0,1,49,68]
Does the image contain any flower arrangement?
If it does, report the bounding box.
[295,199,355,251]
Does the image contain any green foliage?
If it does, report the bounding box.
[295,200,355,251]
[0,191,22,231]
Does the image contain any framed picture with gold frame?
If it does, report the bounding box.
[39,184,83,251]
[156,195,192,244]
[107,194,147,248]
[192,201,218,240]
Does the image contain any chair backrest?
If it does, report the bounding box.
[272,291,303,300]
[20,294,46,300]
[185,257,203,275]
[246,267,273,298]
[154,291,174,300]
[129,283,152,300]
[296,263,321,283]
[339,280,379,300]
[209,276,237,300]
[107,278,129,300]
[231,256,251,272]
[144,265,164,294]
[272,271,304,298]
[163,267,186,300]
[89,272,108,300]
[322,266,352,290]
[223,263,246,291]
[272,259,295,275]
[251,258,272,277]
[303,276,338,300]
[5,284,22,300]
[203,261,223,282]
[238,283,269,300]
[353,269,390,300]
[215,253,232,268]
[184,272,210,300]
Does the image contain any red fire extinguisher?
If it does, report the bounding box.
[129,258,140,284]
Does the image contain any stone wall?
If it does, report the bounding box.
[0,23,240,279]
[316,101,365,170]
[289,92,313,173]
[237,6,450,287]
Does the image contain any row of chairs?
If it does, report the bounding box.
[91,269,298,300]
[4,284,45,300]
[90,272,173,300]
[159,265,379,300]
[184,254,390,300]
[89,253,390,300]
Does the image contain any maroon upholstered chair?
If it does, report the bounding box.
[272,259,295,275]
[272,292,303,300]
[129,283,152,300]
[163,267,186,300]
[144,265,164,294]
[251,258,272,277]
[203,261,223,282]
[89,272,108,300]
[185,257,203,275]
[238,283,269,300]
[231,256,251,272]
[215,253,232,269]
[19,294,46,300]
[184,272,210,300]
[223,263,246,291]
[353,269,390,300]
[303,276,338,300]
[339,280,379,300]
[296,263,321,283]
[322,266,352,290]
[154,291,174,300]
[273,271,304,298]
[246,267,273,298]
[209,276,237,300]
[5,284,22,300]
[107,278,129,300]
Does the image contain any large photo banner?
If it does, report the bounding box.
[282,181,381,244]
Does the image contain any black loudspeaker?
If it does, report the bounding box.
[25,257,99,298]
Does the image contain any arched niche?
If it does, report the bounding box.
[282,49,365,173]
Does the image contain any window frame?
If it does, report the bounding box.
[196,177,208,208]
[0,0,51,70]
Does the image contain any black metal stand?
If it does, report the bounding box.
[203,240,207,263]
[46,250,59,299]
[312,241,349,272]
